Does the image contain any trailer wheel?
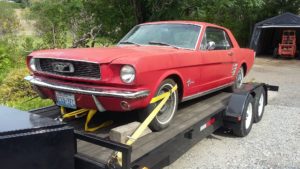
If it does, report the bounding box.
[139,79,178,131]
[233,95,254,137]
[254,88,266,123]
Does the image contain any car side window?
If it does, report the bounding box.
[200,27,233,50]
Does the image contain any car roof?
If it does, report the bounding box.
[140,20,226,29]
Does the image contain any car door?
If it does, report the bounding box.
[222,30,236,82]
[199,27,234,91]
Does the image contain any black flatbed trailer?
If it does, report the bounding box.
[0,83,278,169]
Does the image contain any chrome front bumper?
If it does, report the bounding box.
[24,76,150,99]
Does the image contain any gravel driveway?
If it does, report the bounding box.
[166,57,300,169]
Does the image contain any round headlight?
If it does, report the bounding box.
[120,65,135,83]
[29,58,37,71]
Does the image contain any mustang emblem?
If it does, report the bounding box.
[187,79,195,87]
[52,62,74,73]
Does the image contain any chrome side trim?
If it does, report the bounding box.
[182,82,234,102]
[25,76,150,99]
[92,95,106,112]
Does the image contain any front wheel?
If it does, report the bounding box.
[139,79,178,131]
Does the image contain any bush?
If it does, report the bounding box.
[0,39,17,83]
[19,36,46,56]
[0,45,13,81]
[0,35,48,82]
[0,68,35,103]
[0,2,20,36]
[0,67,53,111]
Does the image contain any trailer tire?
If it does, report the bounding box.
[139,79,178,131]
[254,88,266,123]
[233,95,254,137]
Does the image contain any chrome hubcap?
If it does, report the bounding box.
[245,102,253,129]
[155,83,177,125]
[236,69,244,88]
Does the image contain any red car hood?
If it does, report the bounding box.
[30,46,190,63]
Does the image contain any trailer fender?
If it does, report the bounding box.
[225,92,251,122]
[225,83,273,123]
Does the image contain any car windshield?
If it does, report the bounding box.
[119,24,201,49]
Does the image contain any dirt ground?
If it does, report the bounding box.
[165,56,300,169]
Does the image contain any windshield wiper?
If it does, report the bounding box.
[148,41,179,49]
[119,41,140,46]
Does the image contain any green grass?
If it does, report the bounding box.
[0,1,22,9]
[4,97,54,111]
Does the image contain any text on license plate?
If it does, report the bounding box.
[55,91,77,109]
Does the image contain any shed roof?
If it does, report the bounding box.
[255,12,300,28]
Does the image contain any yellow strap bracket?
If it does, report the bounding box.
[60,107,113,132]
[60,106,67,115]
[84,109,113,132]
[113,85,178,166]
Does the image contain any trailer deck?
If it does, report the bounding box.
[30,91,230,168]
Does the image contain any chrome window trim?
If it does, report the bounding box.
[223,30,233,50]
[199,26,232,51]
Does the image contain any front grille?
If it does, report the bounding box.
[37,58,100,79]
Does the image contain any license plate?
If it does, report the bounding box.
[55,91,77,109]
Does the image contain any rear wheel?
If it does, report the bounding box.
[254,88,266,123]
[235,67,244,89]
[228,67,244,92]
[139,79,178,131]
[233,95,254,137]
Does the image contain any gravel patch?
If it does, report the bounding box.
[165,57,300,169]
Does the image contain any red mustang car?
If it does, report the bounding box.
[25,21,254,131]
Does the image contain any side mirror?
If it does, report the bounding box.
[207,41,216,50]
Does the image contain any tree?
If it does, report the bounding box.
[28,0,300,48]
[257,0,300,21]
